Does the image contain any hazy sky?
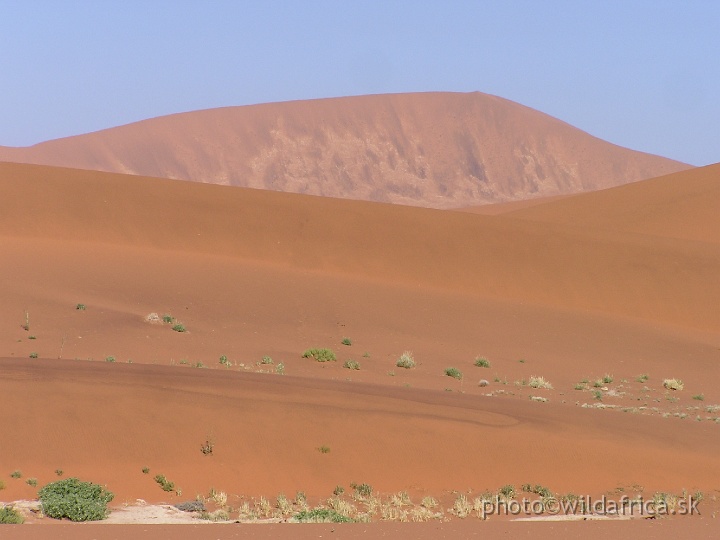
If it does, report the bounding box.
[1,1,718,165]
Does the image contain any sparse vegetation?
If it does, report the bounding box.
[351,482,373,499]
[38,478,114,521]
[141,467,150,474]
[10,470,21,479]
[175,500,205,513]
[162,314,174,323]
[333,485,345,496]
[396,351,415,369]
[574,383,586,390]
[528,376,552,389]
[28,335,36,340]
[0,505,24,524]
[29,352,38,359]
[318,446,331,454]
[219,355,230,366]
[663,378,684,391]
[445,367,463,380]
[636,374,650,383]
[693,394,704,401]
[593,390,603,401]
[276,363,285,374]
[295,508,354,523]
[260,355,274,365]
[75,304,86,311]
[105,356,115,363]
[172,323,186,333]
[341,337,352,346]
[302,348,337,362]
[498,484,516,500]
[55,469,63,477]
[602,374,614,384]
[154,474,175,492]
[26,478,38,487]
[474,356,490,368]
[343,360,360,370]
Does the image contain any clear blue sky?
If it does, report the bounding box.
[1,0,718,165]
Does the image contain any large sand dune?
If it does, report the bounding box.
[1,161,719,526]
[0,92,690,208]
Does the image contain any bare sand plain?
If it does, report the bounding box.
[1,161,719,538]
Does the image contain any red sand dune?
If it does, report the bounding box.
[1,161,719,534]
[0,92,690,208]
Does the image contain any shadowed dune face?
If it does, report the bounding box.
[1,161,719,509]
[0,92,690,208]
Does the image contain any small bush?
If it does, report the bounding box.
[154,474,175,492]
[318,446,331,454]
[276,363,285,374]
[445,367,463,380]
[574,383,586,390]
[474,356,490,368]
[636,374,649,383]
[38,478,114,521]
[55,469,63,477]
[141,467,150,474]
[333,485,345,496]
[175,500,206,513]
[28,335,36,340]
[10,470,21,479]
[162,314,174,323]
[295,508,354,523]
[260,356,274,365]
[396,351,415,369]
[693,394,704,401]
[75,304,86,311]
[593,390,603,401]
[219,355,230,366]
[29,352,38,359]
[343,360,360,370]
[341,338,352,346]
[528,376,552,389]
[105,356,115,363]
[663,379,684,391]
[200,439,214,456]
[499,484,516,500]
[602,374,613,384]
[302,348,336,362]
[26,478,38,487]
[172,324,186,333]
[351,482,373,498]
[0,505,24,524]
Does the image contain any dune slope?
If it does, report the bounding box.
[1,161,719,510]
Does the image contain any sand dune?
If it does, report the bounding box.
[1,160,719,523]
[0,92,690,208]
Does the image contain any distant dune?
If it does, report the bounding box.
[0,92,690,207]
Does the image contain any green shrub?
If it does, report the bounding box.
[162,314,174,323]
[154,474,175,492]
[260,356,274,365]
[219,355,230,366]
[38,478,114,521]
[29,352,38,359]
[351,482,373,498]
[26,478,37,487]
[141,467,150,474]
[0,505,24,524]
[302,348,336,362]
[445,367,463,380]
[105,356,115,363]
[343,360,360,370]
[75,304,86,311]
[474,356,490,368]
[55,469,63,477]
[295,508,354,523]
[172,324,186,333]
[341,338,352,346]
[10,470,21,479]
